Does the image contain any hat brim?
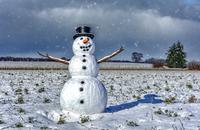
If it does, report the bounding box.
[73,33,94,39]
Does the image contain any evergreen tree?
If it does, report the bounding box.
[166,41,186,68]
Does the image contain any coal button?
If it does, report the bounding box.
[82,59,86,62]
[80,100,84,104]
[81,81,85,84]
[79,87,84,92]
[82,66,86,70]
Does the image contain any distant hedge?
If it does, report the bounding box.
[0,57,69,62]
[188,61,200,70]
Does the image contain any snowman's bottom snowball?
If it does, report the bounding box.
[60,77,107,114]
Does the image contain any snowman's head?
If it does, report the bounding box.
[72,36,95,55]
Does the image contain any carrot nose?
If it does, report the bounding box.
[83,38,89,44]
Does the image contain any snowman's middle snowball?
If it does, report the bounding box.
[69,55,99,77]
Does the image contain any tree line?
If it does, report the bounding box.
[132,41,192,68]
[0,56,69,62]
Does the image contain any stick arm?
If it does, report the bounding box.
[37,52,69,65]
[97,47,124,63]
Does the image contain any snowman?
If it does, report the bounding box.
[38,26,124,114]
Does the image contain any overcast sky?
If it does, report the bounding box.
[0,0,200,61]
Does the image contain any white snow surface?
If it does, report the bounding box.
[0,70,200,130]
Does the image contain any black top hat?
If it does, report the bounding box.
[73,26,94,39]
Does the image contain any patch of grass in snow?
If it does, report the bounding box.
[80,116,90,123]
[188,95,197,103]
[164,87,170,92]
[126,120,139,127]
[109,85,114,92]
[146,85,150,89]
[165,80,168,84]
[8,72,14,76]
[15,88,23,95]
[164,97,176,104]
[15,122,23,128]
[132,95,141,100]
[43,98,51,103]
[28,117,34,123]
[57,115,65,124]
[40,126,49,130]
[154,108,178,117]
[38,87,45,93]
[24,88,29,94]
[17,108,25,113]
[0,119,4,124]
[4,91,8,95]
[63,75,68,78]
[19,80,23,84]
[15,96,24,104]
[186,84,193,89]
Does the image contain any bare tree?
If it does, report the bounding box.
[132,52,143,63]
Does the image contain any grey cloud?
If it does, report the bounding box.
[0,0,200,60]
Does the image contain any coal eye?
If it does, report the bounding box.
[87,38,89,41]
[80,37,83,40]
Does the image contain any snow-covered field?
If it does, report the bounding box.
[0,70,200,130]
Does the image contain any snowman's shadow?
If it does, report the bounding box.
[105,94,163,113]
